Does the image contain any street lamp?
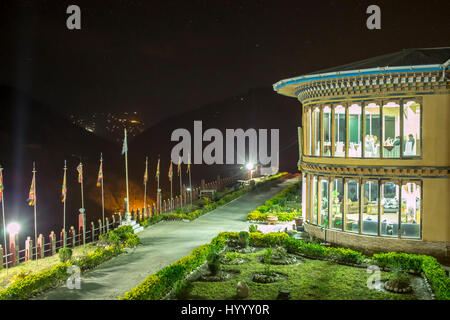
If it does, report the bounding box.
[246,162,255,180]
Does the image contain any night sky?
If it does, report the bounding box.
[1,0,449,127]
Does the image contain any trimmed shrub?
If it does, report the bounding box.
[58,247,73,263]
[238,231,249,247]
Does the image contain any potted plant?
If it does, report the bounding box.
[294,211,303,226]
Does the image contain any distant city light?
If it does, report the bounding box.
[7,222,20,235]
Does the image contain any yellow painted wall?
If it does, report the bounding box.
[422,178,450,242]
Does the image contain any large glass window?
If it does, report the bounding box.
[312,107,321,156]
[306,108,312,156]
[364,103,381,158]
[334,105,346,157]
[401,182,421,238]
[345,179,360,232]
[312,176,318,224]
[331,179,343,229]
[382,102,400,158]
[302,173,307,221]
[322,106,332,156]
[319,178,329,226]
[403,101,421,157]
[381,181,399,236]
[362,180,379,235]
[348,104,362,157]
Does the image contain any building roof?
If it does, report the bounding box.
[273,47,450,95]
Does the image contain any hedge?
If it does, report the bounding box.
[121,235,227,300]
[0,226,139,300]
[283,237,449,300]
[140,173,288,225]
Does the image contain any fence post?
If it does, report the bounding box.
[37,234,44,259]
[61,228,67,248]
[112,214,116,228]
[78,212,86,246]
[105,217,110,233]
[98,219,103,234]
[49,231,56,256]
[152,203,156,216]
[119,212,122,225]
[91,221,95,242]
[25,237,32,262]
[70,226,76,247]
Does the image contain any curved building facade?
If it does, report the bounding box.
[274,48,450,262]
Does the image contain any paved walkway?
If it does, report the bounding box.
[35,176,300,300]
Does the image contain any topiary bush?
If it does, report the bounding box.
[206,250,220,275]
[238,231,249,248]
[58,247,73,263]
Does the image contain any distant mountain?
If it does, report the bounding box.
[0,86,128,240]
[128,86,301,197]
[0,85,301,242]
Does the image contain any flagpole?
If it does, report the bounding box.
[170,162,173,205]
[124,128,130,217]
[144,156,148,216]
[63,160,67,247]
[0,166,8,274]
[157,157,160,214]
[80,162,84,210]
[179,159,183,209]
[32,162,38,264]
[188,153,192,207]
[100,153,105,231]
[189,166,192,207]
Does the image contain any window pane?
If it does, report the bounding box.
[302,173,307,222]
[364,103,381,158]
[306,108,312,155]
[313,107,321,156]
[362,180,379,235]
[320,179,329,226]
[323,106,332,156]
[381,181,399,237]
[382,102,400,158]
[348,104,362,157]
[403,101,421,157]
[312,176,318,224]
[334,105,346,157]
[401,182,421,238]
[331,179,343,229]
[345,179,360,232]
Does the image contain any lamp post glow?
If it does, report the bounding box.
[246,162,254,179]
[6,222,19,236]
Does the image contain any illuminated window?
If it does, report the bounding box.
[382,101,400,158]
[401,182,421,238]
[306,108,312,155]
[362,180,379,235]
[348,104,362,157]
[403,101,421,157]
[381,181,399,236]
[312,176,318,224]
[319,178,329,226]
[364,103,381,158]
[345,179,360,232]
[330,179,343,229]
[312,107,321,156]
[322,106,332,156]
[334,105,346,157]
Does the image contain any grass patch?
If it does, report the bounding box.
[0,244,96,289]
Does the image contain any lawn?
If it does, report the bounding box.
[0,243,97,289]
[186,251,417,300]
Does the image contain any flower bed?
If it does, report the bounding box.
[247,182,301,222]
